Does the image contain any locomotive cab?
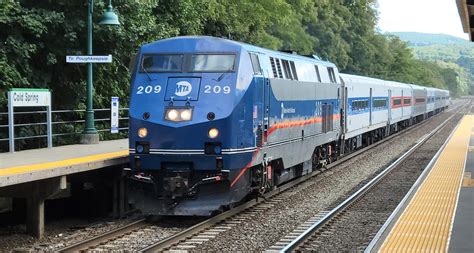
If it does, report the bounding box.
[129,37,258,215]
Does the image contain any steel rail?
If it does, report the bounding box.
[58,218,148,252]
[141,103,466,252]
[279,102,468,253]
[54,103,465,252]
[364,101,472,252]
[363,116,461,252]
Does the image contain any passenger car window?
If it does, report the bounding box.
[373,98,386,108]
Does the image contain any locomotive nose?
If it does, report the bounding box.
[165,77,201,101]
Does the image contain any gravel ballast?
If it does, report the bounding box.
[297,112,464,251]
[0,101,466,252]
[191,105,466,251]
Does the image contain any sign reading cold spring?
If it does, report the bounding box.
[11,90,51,107]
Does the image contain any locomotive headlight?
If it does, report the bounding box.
[165,107,193,122]
[180,109,192,121]
[138,128,148,138]
[208,128,219,139]
[167,109,179,121]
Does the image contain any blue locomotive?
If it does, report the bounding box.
[128,36,449,216]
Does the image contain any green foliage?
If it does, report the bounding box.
[0,0,467,112]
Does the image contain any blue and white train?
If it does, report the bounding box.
[128,36,450,216]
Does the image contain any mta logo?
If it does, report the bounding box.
[175,81,192,97]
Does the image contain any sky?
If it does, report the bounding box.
[376,0,469,40]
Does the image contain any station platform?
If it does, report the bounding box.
[0,139,128,187]
[368,115,474,252]
[0,139,129,238]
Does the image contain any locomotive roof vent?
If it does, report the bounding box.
[303,54,322,60]
[280,50,298,55]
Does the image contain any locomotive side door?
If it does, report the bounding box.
[249,52,270,147]
[263,69,271,145]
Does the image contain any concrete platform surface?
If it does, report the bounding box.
[376,115,474,252]
[449,126,474,252]
[0,139,129,187]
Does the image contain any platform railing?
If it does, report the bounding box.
[0,108,129,153]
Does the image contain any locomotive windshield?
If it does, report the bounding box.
[140,54,235,73]
[141,54,183,72]
[190,54,235,72]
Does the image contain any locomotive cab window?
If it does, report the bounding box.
[141,54,184,72]
[191,54,236,72]
[328,67,337,83]
[315,65,321,82]
[249,53,261,75]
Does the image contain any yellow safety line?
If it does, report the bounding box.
[0,150,128,177]
[380,115,474,252]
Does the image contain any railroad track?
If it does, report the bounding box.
[141,102,469,252]
[58,216,195,252]
[273,102,469,252]
[58,100,468,252]
[59,218,148,252]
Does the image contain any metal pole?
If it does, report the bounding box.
[85,0,96,134]
[8,91,15,153]
[81,0,99,144]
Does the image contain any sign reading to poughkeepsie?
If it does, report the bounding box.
[66,55,112,63]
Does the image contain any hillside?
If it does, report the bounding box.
[390,32,473,95]
[390,32,470,46]
[390,32,474,62]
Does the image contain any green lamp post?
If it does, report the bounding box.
[81,0,120,144]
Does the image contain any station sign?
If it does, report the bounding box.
[66,55,112,63]
[9,88,51,107]
[7,88,52,152]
